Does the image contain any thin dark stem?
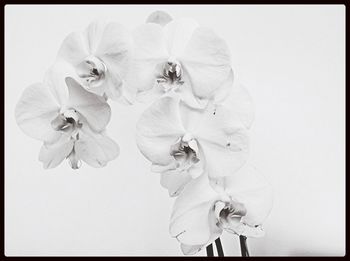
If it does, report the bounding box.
[239,235,250,257]
[206,243,214,257]
[215,238,224,257]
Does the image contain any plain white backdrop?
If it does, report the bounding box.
[5,5,345,256]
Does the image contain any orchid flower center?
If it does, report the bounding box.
[51,109,83,169]
[76,55,107,89]
[214,200,263,237]
[217,200,247,221]
[214,200,247,233]
[51,109,82,138]
[156,57,184,91]
[170,133,199,171]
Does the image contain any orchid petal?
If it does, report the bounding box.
[57,31,89,66]
[179,228,223,256]
[44,59,80,107]
[103,71,123,100]
[95,22,131,81]
[15,82,61,143]
[200,130,249,179]
[180,243,203,255]
[170,201,215,246]
[163,18,199,58]
[181,27,232,98]
[159,158,204,197]
[136,97,185,166]
[170,174,221,245]
[179,101,249,178]
[127,59,159,94]
[188,163,204,179]
[84,20,130,56]
[84,21,105,55]
[160,170,192,197]
[103,64,137,104]
[177,101,206,132]
[224,164,273,226]
[128,23,168,93]
[39,135,74,169]
[136,80,165,103]
[75,128,119,168]
[173,75,209,109]
[82,80,107,97]
[171,174,219,224]
[136,135,179,166]
[218,81,255,129]
[151,162,177,173]
[224,222,265,238]
[133,23,168,60]
[92,22,131,60]
[211,68,234,104]
[65,77,111,132]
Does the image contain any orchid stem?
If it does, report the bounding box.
[215,238,224,257]
[206,243,214,257]
[239,235,250,257]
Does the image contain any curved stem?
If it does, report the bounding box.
[215,238,224,257]
[239,235,250,257]
[206,244,214,257]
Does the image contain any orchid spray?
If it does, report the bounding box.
[15,10,272,256]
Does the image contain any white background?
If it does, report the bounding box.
[5,5,345,256]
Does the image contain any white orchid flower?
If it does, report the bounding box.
[15,70,119,169]
[57,21,134,102]
[169,164,273,255]
[136,96,249,197]
[128,18,233,108]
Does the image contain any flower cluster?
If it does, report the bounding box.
[15,11,272,255]
[15,21,131,169]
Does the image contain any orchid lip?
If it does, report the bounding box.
[214,199,248,231]
[76,55,107,89]
[169,134,200,171]
[50,109,82,136]
[50,109,83,169]
[214,199,265,237]
[156,58,184,90]
[220,200,247,219]
[67,146,82,170]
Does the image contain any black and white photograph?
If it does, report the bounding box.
[4,4,345,256]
